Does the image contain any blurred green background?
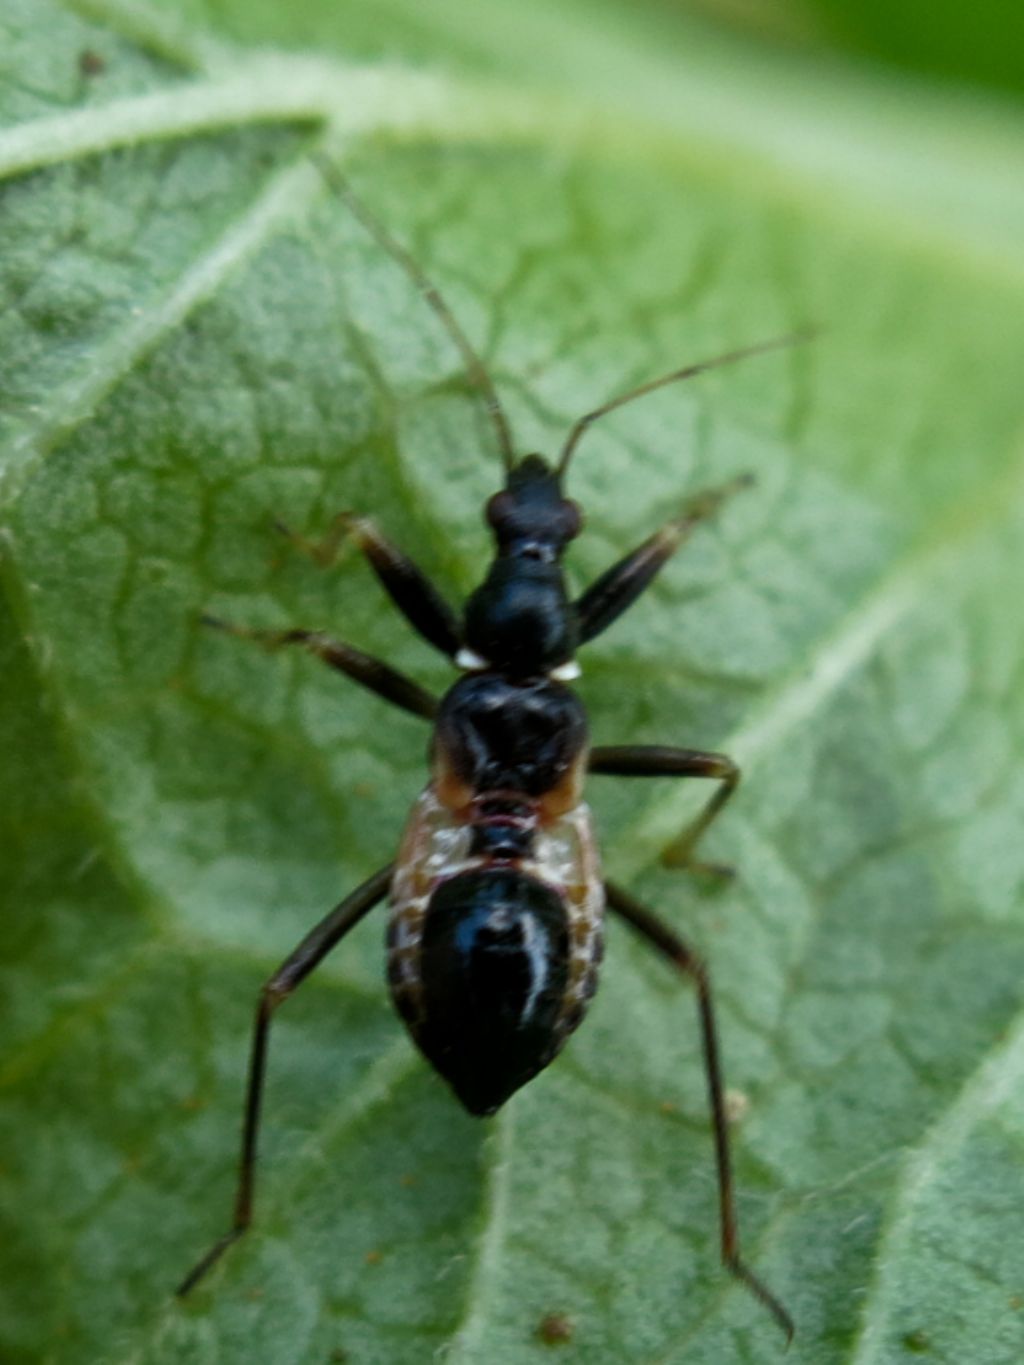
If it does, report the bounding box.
[663,0,1024,102]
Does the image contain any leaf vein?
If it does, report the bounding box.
[1,152,322,501]
[848,1006,1024,1362]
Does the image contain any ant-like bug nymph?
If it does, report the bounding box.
[178,158,809,1341]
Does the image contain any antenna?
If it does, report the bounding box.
[556,327,816,479]
[312,153,517,474]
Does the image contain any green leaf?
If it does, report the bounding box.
[3,1,1024,1362]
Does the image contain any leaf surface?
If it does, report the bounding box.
[3,2,1024,1363]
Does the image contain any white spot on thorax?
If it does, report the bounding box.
[549,659,581,682]
[455,647,489,671]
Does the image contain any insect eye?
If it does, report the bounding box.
[486,491,515,529]
[562,499,584,539]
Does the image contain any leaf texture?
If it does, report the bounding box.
[3,1,1024,1362]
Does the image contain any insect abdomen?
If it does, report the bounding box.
[387,788,604,1115]
[413,869,570,1114]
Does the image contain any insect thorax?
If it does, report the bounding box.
[432,671,588,806]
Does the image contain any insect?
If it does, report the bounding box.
[177,160,805,1341]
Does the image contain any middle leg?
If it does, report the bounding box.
[202,616,438,720]
[588,744,739,875]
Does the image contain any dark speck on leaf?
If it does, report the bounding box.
[78,49,106,77]
[536,1312,574,1345]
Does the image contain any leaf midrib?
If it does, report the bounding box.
[5,49,1024,297]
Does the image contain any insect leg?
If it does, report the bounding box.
[176,864,394,1297]
[575,476,751,645]
[603,879,793,1342]
[589,744,739,876]
[275,513,461,659]
[202,616,438,720]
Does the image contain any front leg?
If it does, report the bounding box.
[575,475,751,645]
[589,744,739,876]
[277,513,461,659]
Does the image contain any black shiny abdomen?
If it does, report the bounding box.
[412,868,570,1115]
